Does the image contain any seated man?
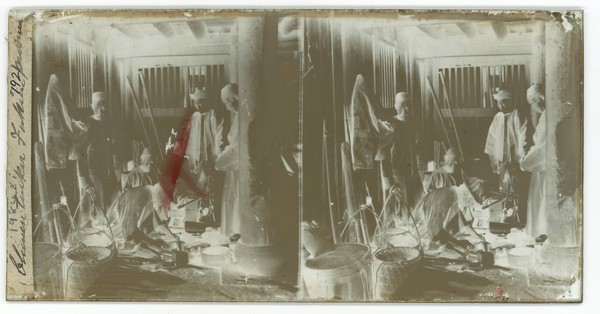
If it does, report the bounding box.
[427,147,462,193]
[390,170,488,253]
[123,147,156,191]
[107,183,180,251]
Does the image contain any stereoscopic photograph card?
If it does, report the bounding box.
[6,9,583,302]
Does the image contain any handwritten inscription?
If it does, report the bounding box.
[8,18,29,281]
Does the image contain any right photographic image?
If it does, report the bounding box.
[298,10,583,302]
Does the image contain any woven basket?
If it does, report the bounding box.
[374,246,422,300]
[65,246,116,298]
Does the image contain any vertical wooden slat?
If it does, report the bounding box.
[391,47,394,107]
[171,66,176,107]
[404,51,409,93]
[144,68,150,106]
[516,64,521,105]
[459,67,465,107]
[392,48,397,97]
[86,44,89,106]
[471,67,476,108]
[382,44,387,107]
[158,67,163,108]
[491,66,497,94]
[511,65,516,105]
[172,66,176,108]
[155,67,159,108]
[389,46,393,107]
[77,42,81,107]
[74,42,77,107]
[463,66,467,108]
[453,67,458,108]
[472,66,476,108]
[507,65,513,95]
[170,66,175,107]
[408,49,413,97]
[90,53,94,95]
[81,43,85,107]
[78,43,82,108]
[151,67,156,108]
[162,67,167,108]
[164,67,169,107]
[519,64,524,106]
[376,42,381,106]
[189,67,194,93]
[476,67,481,108]
[149,67,154,107]
[68,41,72,99]
[180,66,185,107]
[176,66,181,107]
[446,68,451,108]
[208,65,213,103]
[381,45,385,107]
[379,44,384,107]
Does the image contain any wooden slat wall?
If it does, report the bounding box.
[138,64,226,109]
[68,39,97,109]
[438,63,528,110]
[372,38,397,109]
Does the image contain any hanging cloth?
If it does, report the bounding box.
[43,74,74,169]
[349,74,384,170]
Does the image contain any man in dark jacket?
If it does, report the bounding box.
[77,92,121,210]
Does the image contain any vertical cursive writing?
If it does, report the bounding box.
[7,18,29,280]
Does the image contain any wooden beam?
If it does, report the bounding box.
[187,21,207,39]
[152,22,175,38]
[114,24,143,39]
[416,25,441,39]
[490,22,508,39]
[455,22,476,38]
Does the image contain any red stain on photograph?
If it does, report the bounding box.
[159,107,207,211]
[494,284,508,301]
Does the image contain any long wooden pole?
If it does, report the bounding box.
[425,76,453,151]
[124,76,152,152]
[323,120,339,244]
[138,71,165,161]
[438,71,465,161]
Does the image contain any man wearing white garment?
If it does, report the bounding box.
[520,84,546,237]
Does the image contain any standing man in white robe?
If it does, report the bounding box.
[484,90,531,225]
[520,84,546,237]
[185,87,223,196]
[215,84,240,237]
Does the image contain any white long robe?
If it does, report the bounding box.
[185,109,222,166]
[215,112,239,236]
[484,110,529,170]
[521,111,547,236]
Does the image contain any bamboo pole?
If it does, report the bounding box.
[425,76,453,151]
[438,71,465,162]
[124,76,152,152]
[323,120,339,244]
[138,71,165,161]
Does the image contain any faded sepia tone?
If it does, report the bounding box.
[6,9,582,302]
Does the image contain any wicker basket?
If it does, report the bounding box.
[65,246,116,298]
[374,246,422,300]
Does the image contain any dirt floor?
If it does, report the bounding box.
[86,262,298,301]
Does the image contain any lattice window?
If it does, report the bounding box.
[437,64,528,109]
[138,64,226,108]
[68,39,96,109]
[372,39,397,109]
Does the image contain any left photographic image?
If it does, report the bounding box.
[29,11,302,301]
